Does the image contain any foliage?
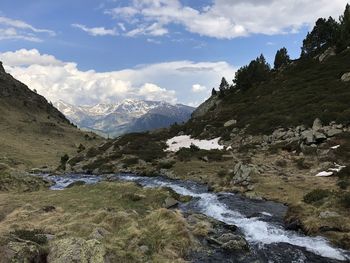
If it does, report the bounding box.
[274,47,290,69]
[233,54,271,91]
[303,189,331,204]
[12,229,47,245]
[301,17,339,56]
[338,4,350,51]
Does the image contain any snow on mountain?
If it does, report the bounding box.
[54,99,195,137]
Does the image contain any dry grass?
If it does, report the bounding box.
[0,100,103,170]
[0,181,193,262]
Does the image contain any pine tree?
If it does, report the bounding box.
[338,4,350,51]
[274,47,290,69]
[219,77,229,92]
[211,88,217,96]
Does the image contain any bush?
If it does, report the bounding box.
[337,180,349,190]
[303,189,331,204]
[12,229,47,245]
[123,157,139,166]
[295,158,311,170]
[275,159,287,167]
[217,170,227,177]
[340,192,350,208]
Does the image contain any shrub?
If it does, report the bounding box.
[275,159,287,167]
[303,189,331,204]
[157,161,175,169]
[295,158,311,170]
[337,166,350,179]
[340,192,350,208]
[217,170,227,177]
[123,157,139,166]
[12,229,47,245]
[337,180,349,190]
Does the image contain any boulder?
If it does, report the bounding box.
[48,238,106,263]
[163,197,179,208]
[0,241,44,262]
[301,130,315,145]
[319,211,340,219]
[214,233,249,252]
[312,118,323,131]
[231,162,259,185]
[314,131,327,142]
[341,72,350,82]
[324,127,342,137]
[224,119,237,127]
[318,47,336,62]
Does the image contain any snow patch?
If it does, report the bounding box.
[331,145,340,150]
[316,171,334,177]
[316,163,346,177]
[166,135,224,152]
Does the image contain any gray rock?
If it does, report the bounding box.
[319,47,336,62]
[231,162,259,185]
[192,95,221,118]
[312,118,323,131]
[314,131,327,142]
[163,197,179,208]
[324,127,342,137]
[341,72,350,82]
[319,211,340,219]
[301,130,315,144]
[224,119,237,127]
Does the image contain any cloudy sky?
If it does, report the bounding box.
[0,0,348,106]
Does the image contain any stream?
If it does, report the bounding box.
[41,173,350,263]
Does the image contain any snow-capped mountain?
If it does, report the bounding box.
[54,99,195,137]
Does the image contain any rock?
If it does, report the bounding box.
[215,233,249,252]
[0,241,43,262]
[48,237,106,263]
[301,130,315,145]
[312,118,323,131]
[319,211,340,219]
[314,131,327,142]
[224,119,237,127]
[192,95,221,119]
[139,245,149,254]
[319,47,336,62]
[66,180,86,188]
[89,227,110,240]
[163,197,179,208]
[42,205,56,213]
[324,127,342,137]
[231,162,259,185]
[341,72,350,82]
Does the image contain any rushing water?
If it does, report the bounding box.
[42,173,350,263]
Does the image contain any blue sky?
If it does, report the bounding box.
[0,0,348,106]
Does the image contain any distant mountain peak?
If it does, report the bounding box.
[54,99,195,137]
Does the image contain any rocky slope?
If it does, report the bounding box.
[0,62,102,169]
[55,99,194,137]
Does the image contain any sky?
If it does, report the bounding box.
[0,0,348,107]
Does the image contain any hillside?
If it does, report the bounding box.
[0,62,101,169]
[186,47,350,138]
[55,99,194,137]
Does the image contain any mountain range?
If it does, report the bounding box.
[54,99,195,137]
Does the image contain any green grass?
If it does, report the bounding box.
[303,189,332,204]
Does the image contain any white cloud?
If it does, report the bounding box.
[0,49,63,66]
[0,16,55,42]
[191,84,207,93]
[72,24,118,36]
[105,0,348,39]
[0,49,235,106]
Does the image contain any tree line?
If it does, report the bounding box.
[213,4,350,95]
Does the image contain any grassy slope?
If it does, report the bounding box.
[0,70,102,169]
[186,49,350,136]
[0,182,193,262]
